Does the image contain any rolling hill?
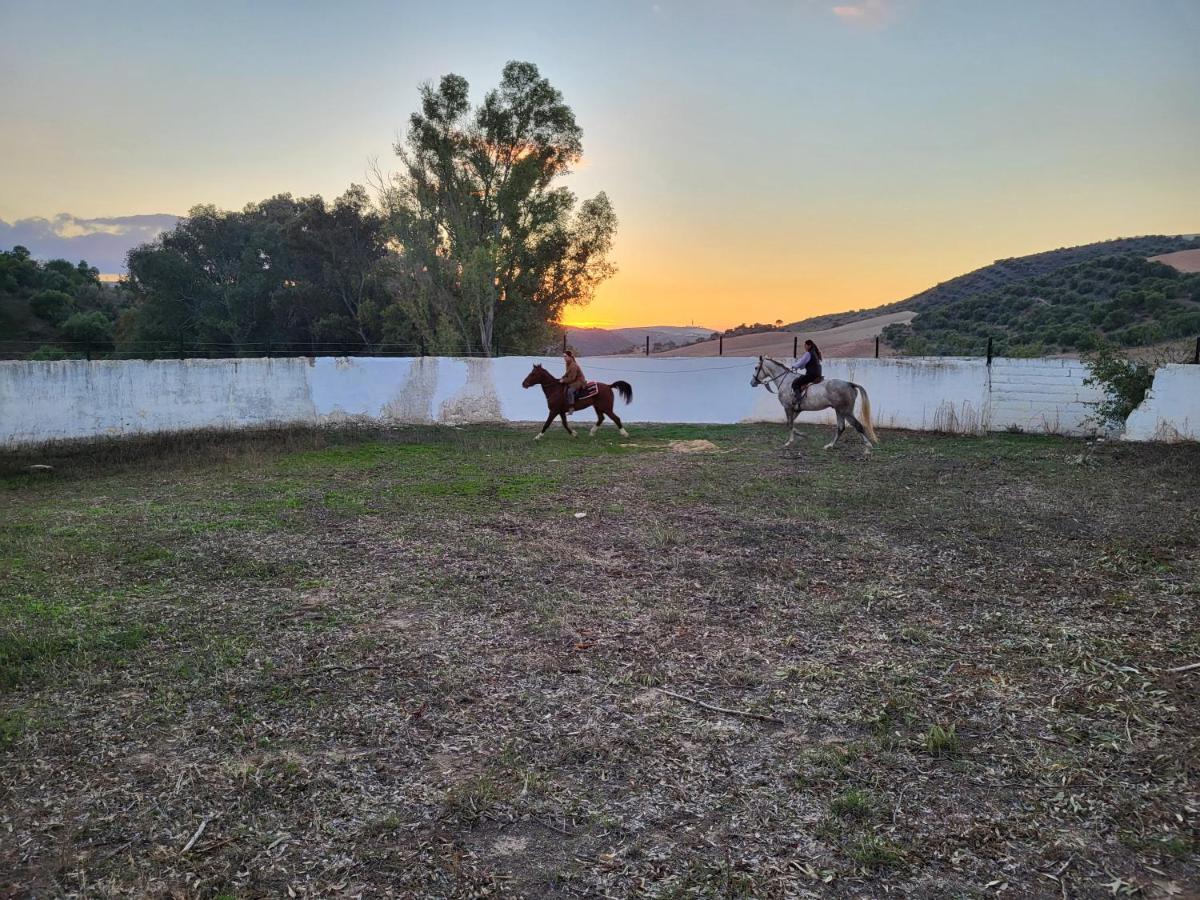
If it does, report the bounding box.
[783,235,1200,334]
[564,325,715,356]
[882,254,1200,357]
[655,311,915,358]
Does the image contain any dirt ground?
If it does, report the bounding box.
[1,424,1197,898]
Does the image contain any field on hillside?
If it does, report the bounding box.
[1152,249,1200,274]
[2,425,1198,898]
[655,311,916,359]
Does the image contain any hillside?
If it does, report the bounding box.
[565,325,714,356]
[655,311,915,358]
[882,255,1200,357]
[781,235,1200,334]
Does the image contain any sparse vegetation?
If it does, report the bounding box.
[1,424,1197,896]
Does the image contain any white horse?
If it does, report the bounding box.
[751,356,879,452]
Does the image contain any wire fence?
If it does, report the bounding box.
[1,339,520,361]
[5,333,1199,364]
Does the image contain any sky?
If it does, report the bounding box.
[1,0,1197,329]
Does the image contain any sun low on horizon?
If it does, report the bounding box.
[1,0,1197,332]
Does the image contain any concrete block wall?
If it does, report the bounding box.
[986,358,1107,435]
[2,355,1198,448]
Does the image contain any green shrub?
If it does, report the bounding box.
[1083,343,1155,429]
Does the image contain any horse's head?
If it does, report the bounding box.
[750,355,768,388]
[522,364,546,389]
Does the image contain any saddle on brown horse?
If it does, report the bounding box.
[568,381,601,408]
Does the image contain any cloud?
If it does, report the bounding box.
[0,213,179,273]
[831,0,893,26]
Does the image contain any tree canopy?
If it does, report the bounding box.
[1,61,615,360]
[379,61,617,355]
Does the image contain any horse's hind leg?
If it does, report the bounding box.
[843,412,873,452]
[560,412,576,437]
[607,406,629,437]
[824,413,845,450]
[591,406,605,436]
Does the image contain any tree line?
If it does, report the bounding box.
[0,62,616,360]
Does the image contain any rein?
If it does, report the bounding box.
[754,358,793,395]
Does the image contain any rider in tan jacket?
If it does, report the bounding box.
[560,350,586,407]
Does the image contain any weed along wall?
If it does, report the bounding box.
[2,355,1197,448]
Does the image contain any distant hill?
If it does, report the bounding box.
[783,234,1200,335]
[655,311,915,358]
[760,234,1200,357]
[882,254,1200,357]
[565,325,715,356]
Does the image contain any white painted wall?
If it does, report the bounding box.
[1123,364,1200,442]
[3,355,1198,447]
[986,358,1107,435]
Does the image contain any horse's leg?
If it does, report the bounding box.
[607,405,629,437]
[843,411,872,453]
[560,412,576,437]
[590,392,607,436]
[825,412,845,450]
[535,410,556,441]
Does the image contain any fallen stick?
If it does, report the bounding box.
[1167,661,1200,674]
[181,816,211,854]
[652,687,784,725]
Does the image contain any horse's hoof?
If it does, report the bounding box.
[589,427,598,437]
[619,428,629,438]
[569,431,577,438]
[823,443,835,450]
[534,433,543,441]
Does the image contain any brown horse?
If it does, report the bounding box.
[521,364,633,440]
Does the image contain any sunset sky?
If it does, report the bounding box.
[1,0,1197,329]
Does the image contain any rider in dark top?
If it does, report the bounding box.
[790,339,823,401]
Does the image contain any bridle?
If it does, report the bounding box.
[751,357,793,395]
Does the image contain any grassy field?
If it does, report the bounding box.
[1,424,1198,898]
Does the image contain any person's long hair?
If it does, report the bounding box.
[805,340,823,362]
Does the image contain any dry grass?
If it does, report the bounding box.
[1,423,1198,898]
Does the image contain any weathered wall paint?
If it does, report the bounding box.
[2,355,1197,448]
[1123,364,1200,442]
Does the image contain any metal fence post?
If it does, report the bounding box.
[718,335,723,356]
[645,336,650,356]
[1194,336,1199,364]
[875,336,880,359]
[986,337,993,366]
[793,335,798,358]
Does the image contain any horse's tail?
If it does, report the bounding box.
[610,380,633,405]
[852,383,880,444]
